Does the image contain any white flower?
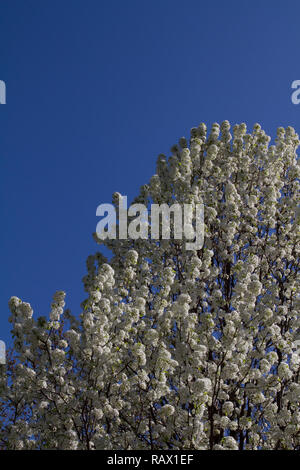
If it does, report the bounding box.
[222,436,238,450]
[278,362,293,380]
[223,401,234,416]
[159,404,175,417]
[194,378,212,393]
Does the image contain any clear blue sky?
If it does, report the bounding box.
[1,0,300,345]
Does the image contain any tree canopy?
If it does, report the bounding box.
[1,121,299,450]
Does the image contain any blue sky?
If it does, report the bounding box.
[1,0,300,345]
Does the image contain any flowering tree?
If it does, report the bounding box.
[1,121,299,450]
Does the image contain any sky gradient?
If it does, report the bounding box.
[1,0,300,345]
